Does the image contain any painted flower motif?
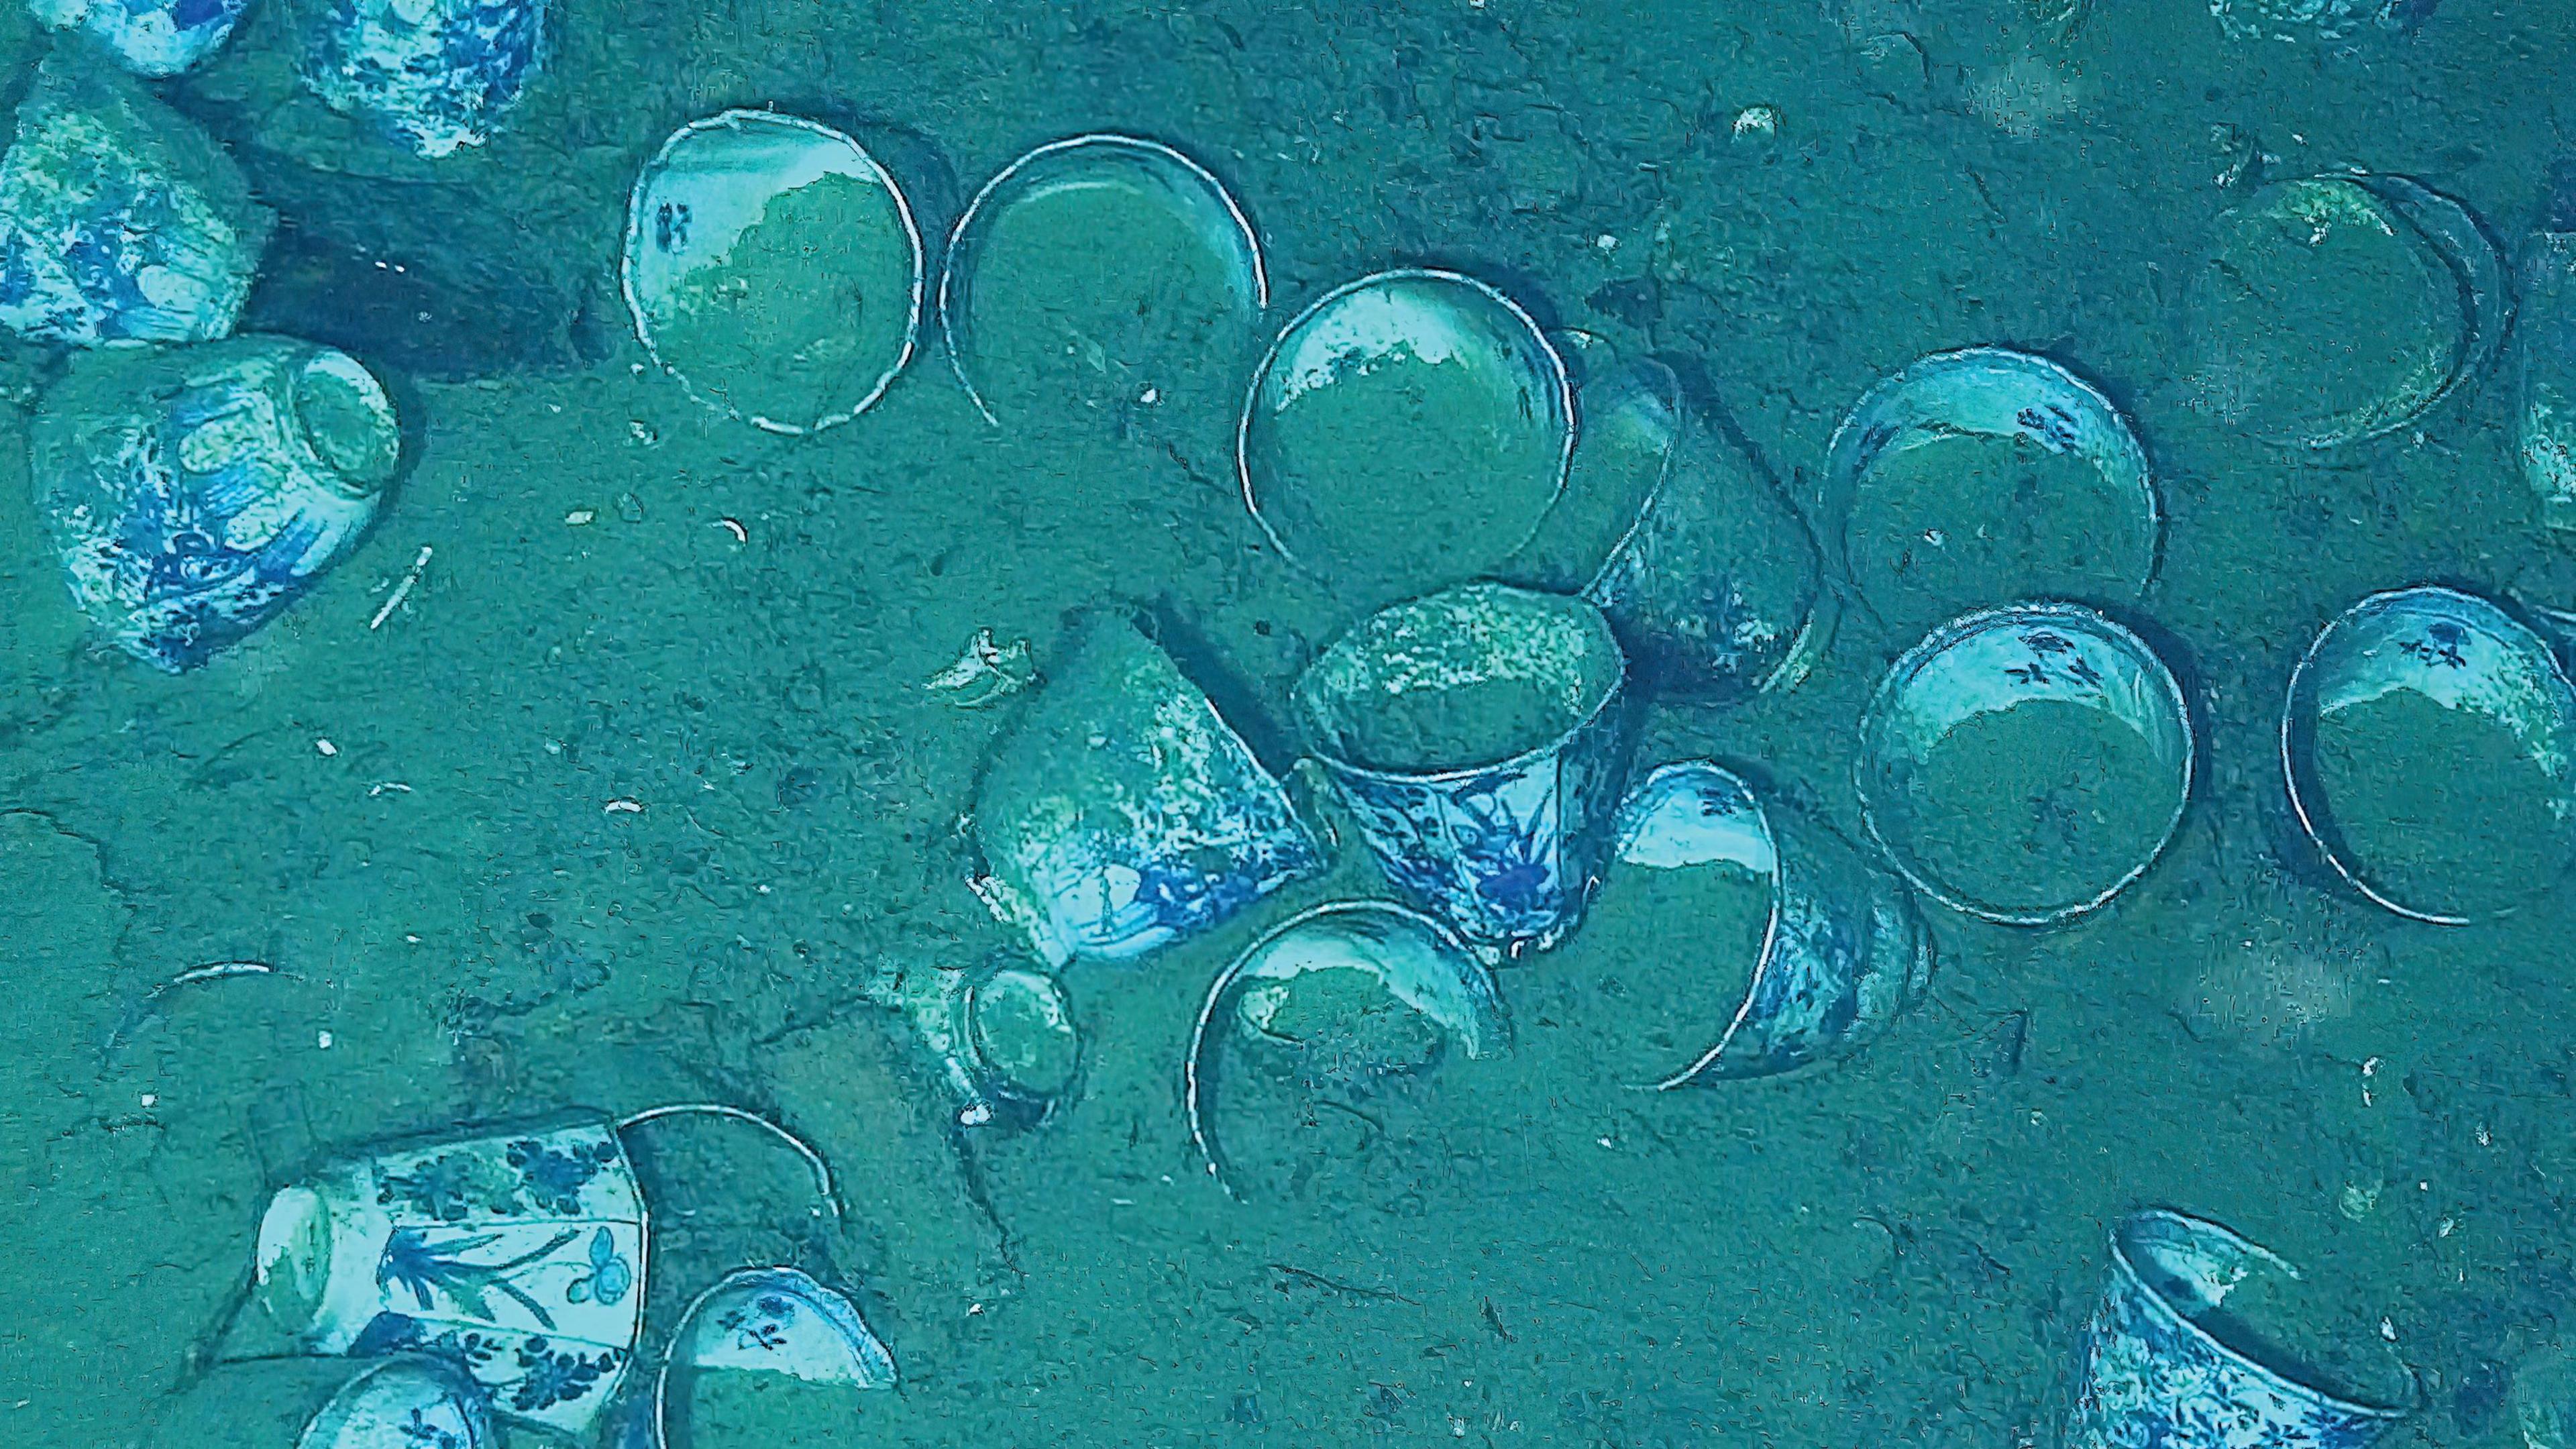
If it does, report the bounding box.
[378,1152,517,1223]
[505,1136,621,1216]
[508,1336,621,1413]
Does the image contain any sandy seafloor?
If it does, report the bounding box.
[5,0,2576,1444]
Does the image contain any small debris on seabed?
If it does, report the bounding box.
[370,545,435,630]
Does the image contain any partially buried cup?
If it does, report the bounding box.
[1505,339,1831,703]
[939,133,1269,427]
[1240,269,1574,608]
[2282,586,2576,923]
[2183,174,2506,449]
[1856,603,2194,925]
[1821,346,2157,638]
[623,111,924,433]
[1294,582,1635,956]
[1185,901,1509,1199]
[2063,1210,2413,1449]
[650,1269,896,1448]
[1587,761,1933,1085]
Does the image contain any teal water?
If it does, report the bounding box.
[6,0,2576,1446]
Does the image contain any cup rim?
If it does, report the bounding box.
[619,108,925,435]
[936,131,1269,427]
[1295,583,1626,787]
[1236,267,1576,591]
[1854,600,2194,926]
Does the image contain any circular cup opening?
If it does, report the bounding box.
[1857,603,2192,924]
[2182,177,2471,448]
[939,133,1267,425]
[1296,583,1623,777]
[1240,270,1572,605]
[2116,1211,2416,1417]
[1821,347,2157,635]
[2282,586,2576,923]
[622,111,925,433]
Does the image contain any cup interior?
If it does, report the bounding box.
[2285,588,2576,920]
[1858,605,2191,922]
[1297,584,1623,776]
[1242,273,1573,602]
[942,136,1267,423]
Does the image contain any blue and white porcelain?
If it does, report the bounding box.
[971,612,1322,966]
[1185,900,1508,1197]
[1525,341,1831,704]
[298,0,548,158]
[0,50,273,345]
[296,1357,498,1449]
[1294,582,1636,957]
[234,1122,647,1440]
[1855,602,2194,926]
[24,0,253,76]
[1609,761,1932,1083]
[2065,1210,2412,1449]
[863,957,1082,1130]
[642,1269,895,1448]
[31,335,399,671]
[2280,586,2576,924]
[1819,346,2159,629]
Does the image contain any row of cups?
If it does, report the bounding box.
[141,1082,2423,1449]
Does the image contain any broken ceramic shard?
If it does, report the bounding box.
[32,335,399,671]
[1856,602,2194,925]
[0,48,273,345]
[229,1121,645,1440]
[971,612,1321,965]
[1606,761,1932,1084]
[1239,268,1574,607]
[296,0,547,158]
[1186,900,1508,1196]
[2281,586,2576,924]
[24,0,252,76]
[2063,1210,2413,1449]
[940,132,1268,425]
[1295,582,1635,957]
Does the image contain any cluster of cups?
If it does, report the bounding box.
[191,1106,901,1449]
[1,0,549,668]
[10,6,2576,1449]
[911,158,2571,1449]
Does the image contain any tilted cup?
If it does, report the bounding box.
[1295,582,1635,957]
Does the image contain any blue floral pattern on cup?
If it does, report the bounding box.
[1297,584,1635,957]
[244,1122,645,1440]
[0,54,271,345]
[2065,1211,2411,1449]
[301,0,549,158]
[25,0,254,76]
